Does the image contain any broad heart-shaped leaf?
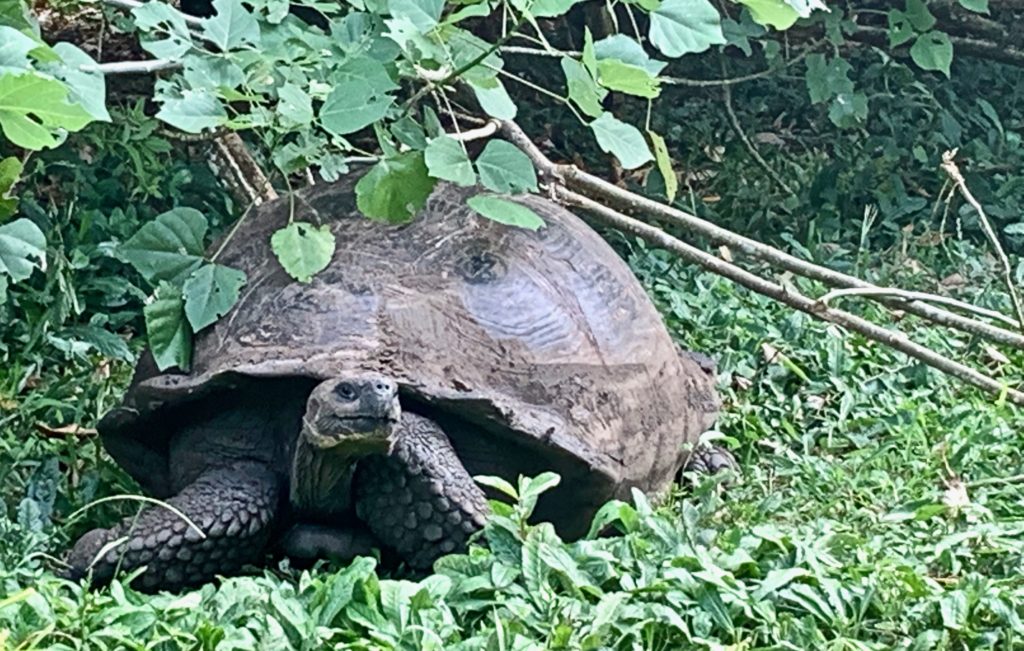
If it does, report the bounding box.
[320,58,397,136]
[48,43,110,122]
[424,135,475,186]
[387,0,443,33]
[648,130,678,203]
[804,54,854,104]
[144,284,192,371]
[0,72,92,150]
[469,77,517,120]
[271,222,335,283]
[910,31,953,77]
[466,195,545,231]
[276,83,313,126]
[182,263,247,331]
[597,59,660,99]
[562,57,606,118]
[156,89,227,133]
[649,0,725,58]
[0,26,37,70]
[594,35,667,76]
[0,218,46,282]
[734,0,799,29]
[120,207,208,285]
[475,140,538,194]
[201,0,260,50]
[355,152,437,223]
[590,113,653,170]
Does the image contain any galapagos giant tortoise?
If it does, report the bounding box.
[66,176,730,591]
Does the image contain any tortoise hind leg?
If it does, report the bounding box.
[353,413,488,570]
[65,461,280,592]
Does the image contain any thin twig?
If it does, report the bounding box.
[720,58,795,195]
[940,150,1024,332]
[451,120,500,142]
[557,187,1024,406]
[496,120,1024,351]
[819,287,1021,328]
[967,473,1024,488]
[86,59,181,74]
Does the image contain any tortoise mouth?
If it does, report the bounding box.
[305,413,399,450]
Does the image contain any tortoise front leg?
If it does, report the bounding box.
[278,523,377,563]
[65,462,280,592]
[353,413,489,570]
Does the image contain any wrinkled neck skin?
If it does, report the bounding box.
[289,429,361,519]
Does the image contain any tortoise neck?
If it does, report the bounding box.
[290,432,359,519]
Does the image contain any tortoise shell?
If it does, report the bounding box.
[100,176,720,533]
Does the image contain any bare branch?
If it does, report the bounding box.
[496,120,1024,351]
[557,187,1024,406]
[85,59,181,75]
[211,133,279,207]
[819,287,1021,328]
[941,150,1024,332]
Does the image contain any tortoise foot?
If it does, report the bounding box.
[355,413,489,570]
[682,444,739,478]
[64,462,280,592]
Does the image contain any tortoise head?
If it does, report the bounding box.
[301,375,401,452]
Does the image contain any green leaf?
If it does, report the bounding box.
[957,0,989,13]
[827,92,869,128]
[424,136,475,186]
[753,568,810,600]
[48,43,111,122]
[0,218,45,282]
[561,57,605,118]
[474,475,518,499]
[388,0,443,33]
[590,113,653,170]
[182,263,246,331]
[356,152,436,223]
[58,325,133,362]
[805,53,854,104]
[156,89,227,133]
[593,35,667,76]
[648,130,678,203]
[132,3,194,59]
[0,155,22,219]
[597,59,660,98]
[940,591,969,630]
[270,222,336,283]
[475,140,537,194]
[0,72,93,149]
[910,31,953,77]
[320,58,397,135]
[648,0,725,58]
[887,10,916,47]
[144,284,192,371]
[276,83,313,126]
[470,77,517,120]
[734,0,800,29]
[0,26,37,70]
[201,0,260,50]
[120,207,208,285]
[466,195,545,231]
[904,0,937,32]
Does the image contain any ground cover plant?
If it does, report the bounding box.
[2,0,1024,648]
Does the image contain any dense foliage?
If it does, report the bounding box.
[1,0,1024,648]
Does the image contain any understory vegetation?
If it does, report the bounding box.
[3,0,1024,649]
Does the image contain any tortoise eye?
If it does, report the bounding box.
[334,383,357,401]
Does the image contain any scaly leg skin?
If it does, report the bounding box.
[353,413,489,570]
[65,462,280,592]
[682,444,740,477]
[279,523,378,564]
